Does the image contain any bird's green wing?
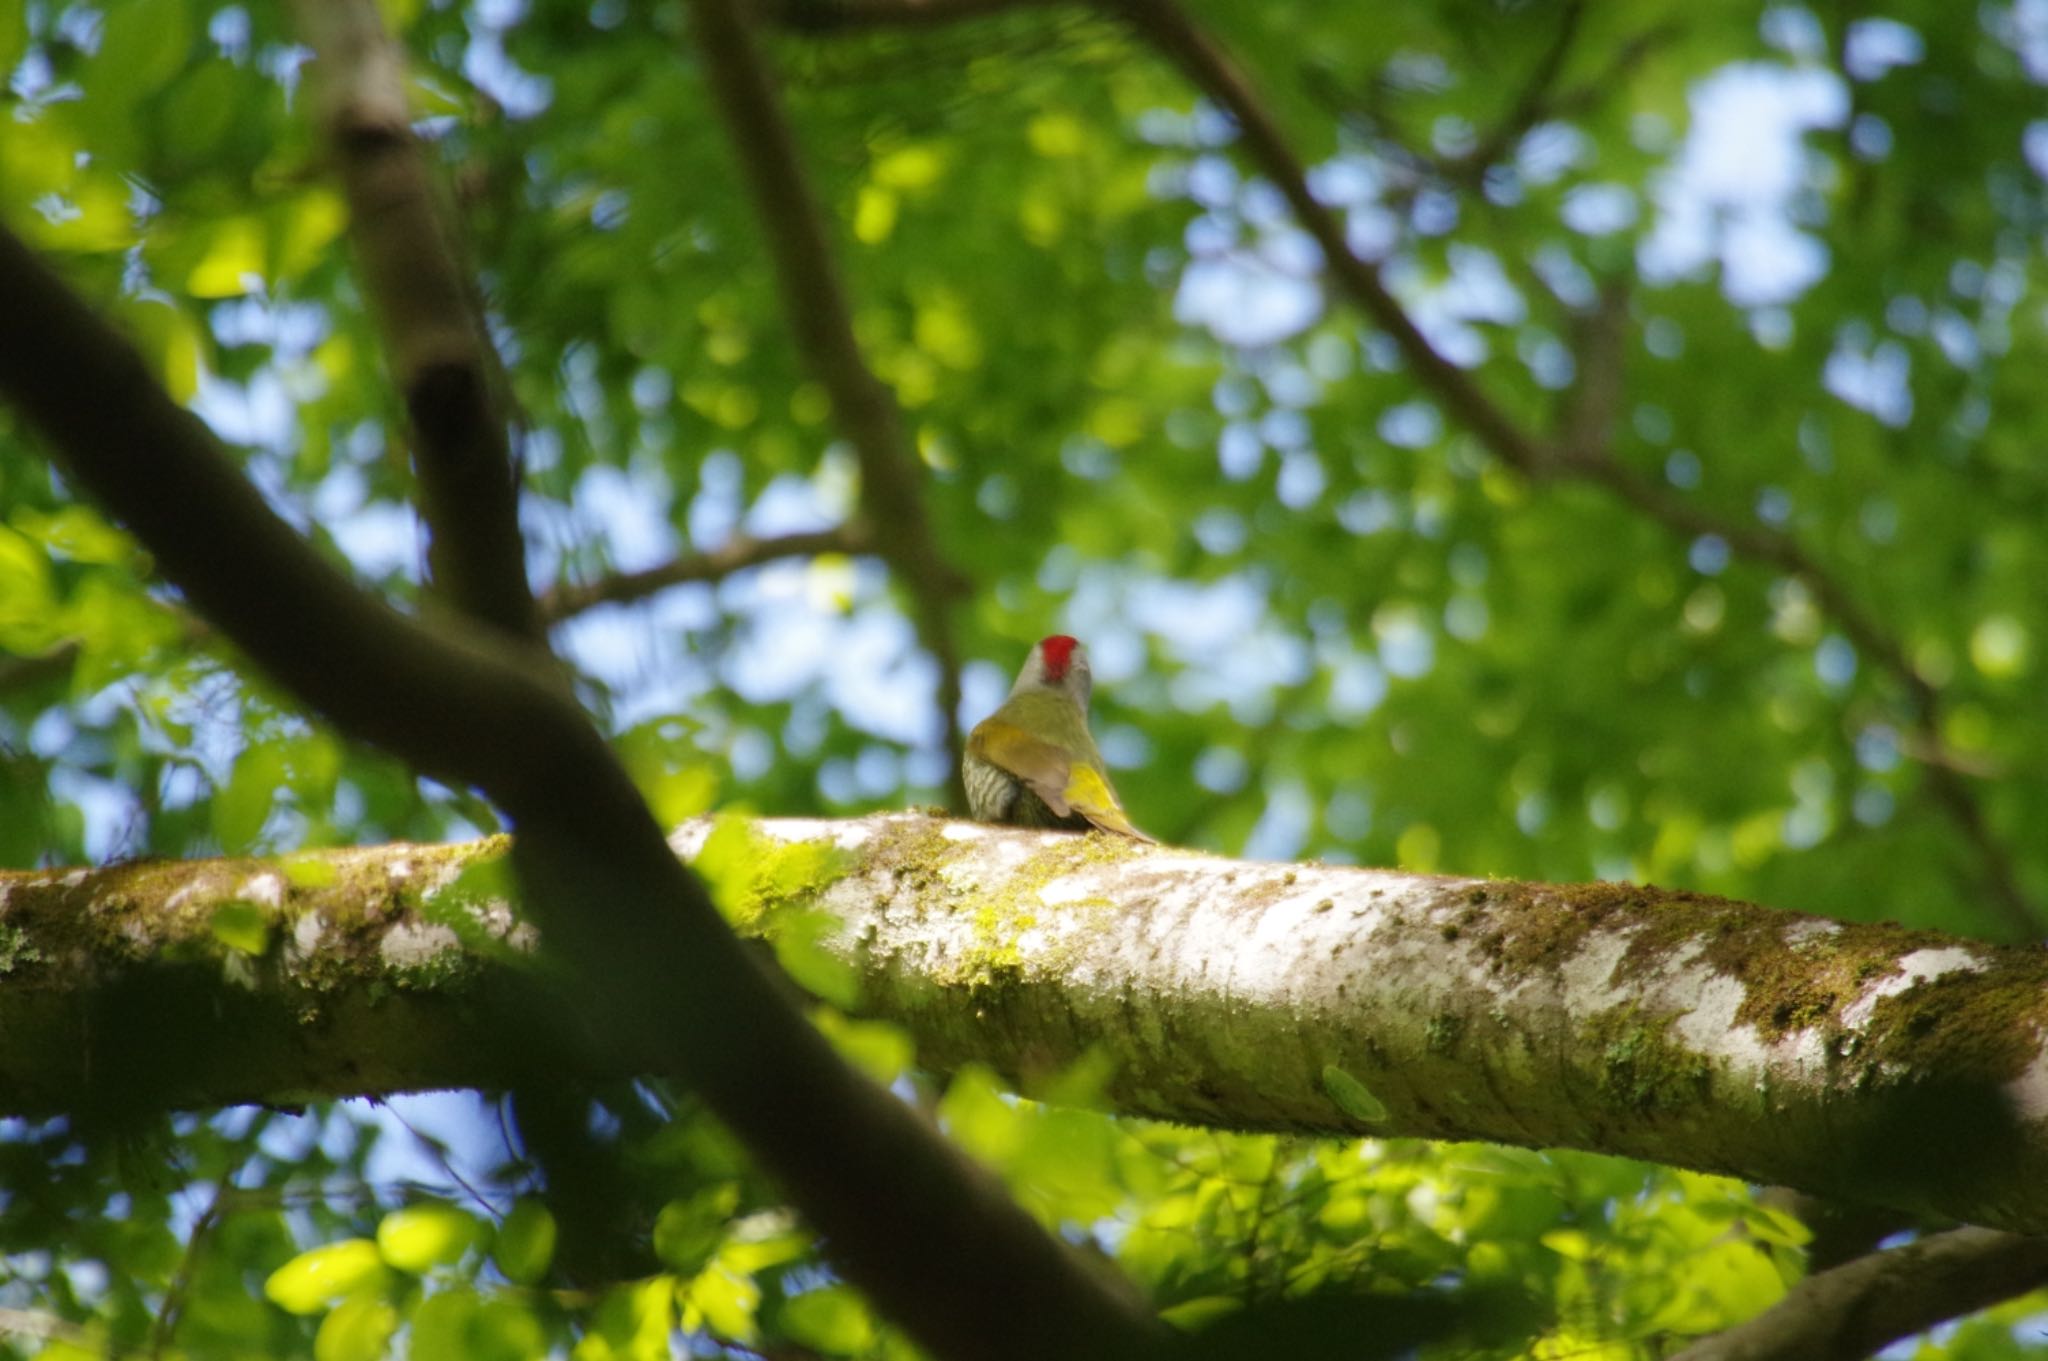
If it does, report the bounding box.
[969,718,1154,842]
[967,717,1076,817]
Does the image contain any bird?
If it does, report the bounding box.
[962,635,1154,841]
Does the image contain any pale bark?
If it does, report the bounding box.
[2,812,2044,1234]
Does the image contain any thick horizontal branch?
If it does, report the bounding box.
[717,818,2048,1234]
[6,813,2048,1238]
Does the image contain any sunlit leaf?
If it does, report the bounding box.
[781,1286,875,1356]
[314,1296,398,1361]
[264,1239,387,1315]
[377,1202,485,1272]
[210,900,269,957]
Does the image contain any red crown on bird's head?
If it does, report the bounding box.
[1038,634,1080,682]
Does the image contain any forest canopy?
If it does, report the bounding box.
[2,0,2047,1357]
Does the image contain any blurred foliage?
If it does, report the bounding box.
[4,0,2048,1354]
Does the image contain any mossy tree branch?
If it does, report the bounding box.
[1,812,2045,1240]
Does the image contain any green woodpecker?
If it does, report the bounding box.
[963,635,1153,841]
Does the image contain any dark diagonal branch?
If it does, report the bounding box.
[1432,0,1587,180]
[1112,0,2041,938]
[1670,1228,2048,1361]
[0,224,1162,1361]
[1372,11,1681,187]
[293,0,542,644]
[1111,0,1551,475]
[537,525,872,623]
[686,0,970,806]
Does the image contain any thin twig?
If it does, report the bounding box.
[1446,14,1683,182]
[537,525,873,623]
[1441,0,1588,179]
[150,1161,250,1357]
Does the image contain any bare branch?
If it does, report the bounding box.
[1670,1228,2048,1361]
[293,0,542,644]
[1109,0,1551,474]
[537,525,872,623]
[1436,0,1587,179]
[1439,14,1683,182]
[686,0,979,809]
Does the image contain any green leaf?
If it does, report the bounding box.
[376,1202,484,1272]
[1158,1295,1241,1329]
[214,742,287,854]
[781,1286,875,1355]
[263,1238,386,1315]
[0,2,26,84]
[813,1009,914,1084]
[683,1267,757,1347]
[1320,1065,1389,1124]
[585,1278,677,1361]
[0,523,56,651]
[689,815,765,923]
[769,907,858,1008]
[12,504,133,565]
[282,855,338,888]
[407,1287,481,1360]
[314,1296,398,1361]
[90,0,192,106]
[470,1297,550,1361]
[492,1199,557,1285]
[718,1221,811,1275]
[653,1183,739,1275]
[114,296,206,401]
[209,900,269,957]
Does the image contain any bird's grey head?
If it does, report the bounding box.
[1017,634,1092,709]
